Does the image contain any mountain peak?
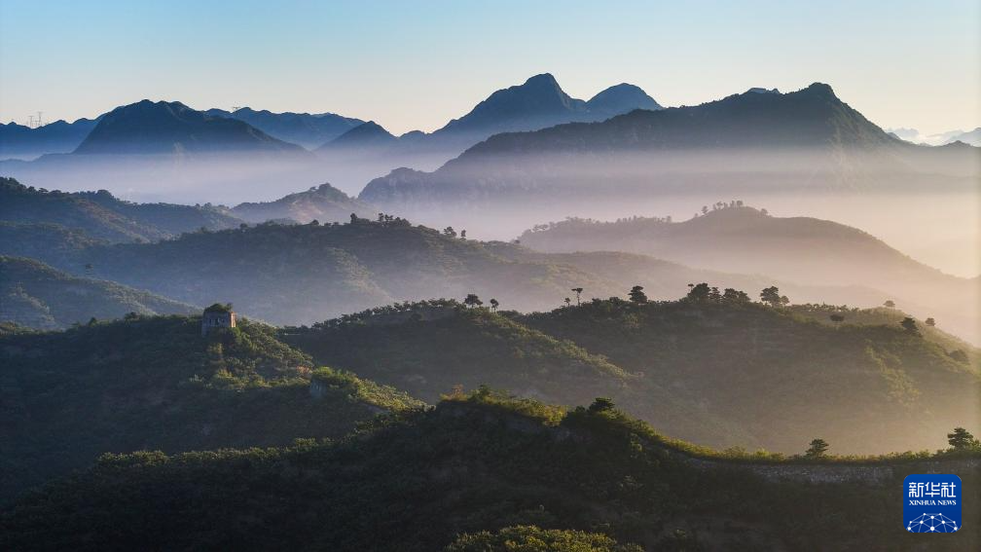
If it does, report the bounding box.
[801,82,837,98]
[321,120,397,150]
[73,99,303,155]
[587,83,662,114]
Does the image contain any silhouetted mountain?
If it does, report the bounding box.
[0,256,196,329]
[231,182,375,223]
[585,83,662,116]
[75,100,308,155]
[205,107,364,149]
[431,74,661,143]
[360,83,980,205]
[0,177,241,242]
[318,121,398,151]
[0,117,100,160]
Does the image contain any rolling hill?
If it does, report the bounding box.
[0,177,241,242]
[516,205,981,343]
[231,182,375,223]
[0,214,900,327]
[3,392,977,550]
[0,314,421,501]
[0,256,196,329]
[287,298,980,454]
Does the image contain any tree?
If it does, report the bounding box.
[900,317,920,336]
[628,285,648,304]
[805,438,829,458]
[722,288,750,303]
[829,314,845,328]
[701,205,709,215]
[489,298,499,312]
[687,283,711,302]
[760,286,782,307]
[564,297,572,307]
[925,317,936,327]
[883,300,896,308]
[463,294,482,309]
[947,427,978,450]
[588,397,616,413]
[460,230,467,239]
[571,287,583,306]
[443,226,457,238]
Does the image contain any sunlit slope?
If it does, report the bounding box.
[3,393,977,551]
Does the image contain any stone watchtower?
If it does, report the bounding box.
[201,303,236,336]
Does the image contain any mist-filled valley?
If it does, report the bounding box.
[2,30,980,549]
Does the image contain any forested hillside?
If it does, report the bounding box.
[0,177,240,242]
[287,296,980,454]
[0,256,196,328]
[3,392,977,551]
[0,315,420,501]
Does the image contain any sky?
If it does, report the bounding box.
[1,0,979,135]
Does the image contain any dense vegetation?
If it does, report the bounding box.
[0,315,420,501]
[287,295,980,454]
[3,392,977,551]
[0,177,240,242]
[0,255,196,329]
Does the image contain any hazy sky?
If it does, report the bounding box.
[1,0,978,135]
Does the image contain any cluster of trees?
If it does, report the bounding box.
[800,428,980,460]
[684,282,752,304]
[441,226,467,239]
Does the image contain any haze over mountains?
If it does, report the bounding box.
[0,73,664,200]
[361,82,979,207]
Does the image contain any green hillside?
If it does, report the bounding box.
[0,256,196,329]
[519,297,979,453]
[3,392,977,551]
[0,315,420,501]
[287,296,979,454]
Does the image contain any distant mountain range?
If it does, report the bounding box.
[0,74,663,199]
[0,117,100,160]
[360,83,980,206]
[204,107,364,149]
[887,126,981,146]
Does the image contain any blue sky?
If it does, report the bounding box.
[1,0,978,134]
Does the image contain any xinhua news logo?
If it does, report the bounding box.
[904,474,961,533]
